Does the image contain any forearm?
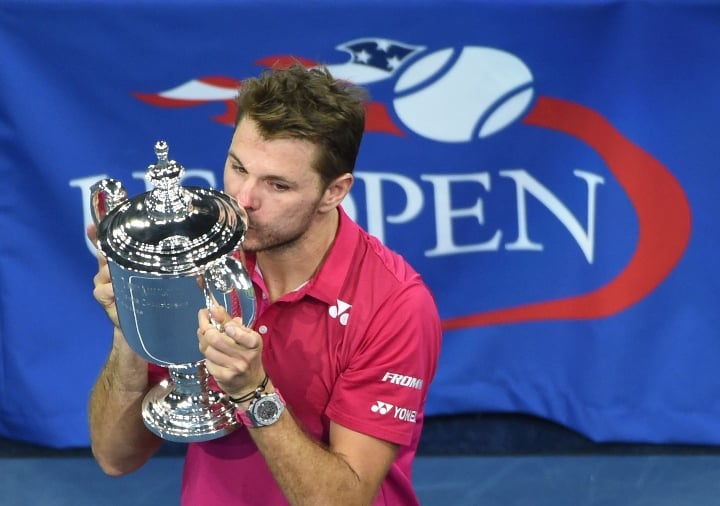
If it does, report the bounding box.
[249,413,376,506]
[89,328,162,476]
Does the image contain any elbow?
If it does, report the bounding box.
[98,462,132,478]
[91,445,151,477]
[94,458,135,477]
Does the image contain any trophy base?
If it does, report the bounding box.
[141,364,239,443]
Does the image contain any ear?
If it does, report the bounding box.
[319,173,353,213]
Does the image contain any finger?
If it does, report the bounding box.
[92,276,119,327]
[87,224,120,326]
[198,321,243,360]
[209,303,231,325]
[204,304,226,332]
[93,262,113,297]
[87,224,108,267]
[198,314,261,357]
[203,348,253,376]
[197,306,231,332]
[86,223,97,243]
[93,261,111,284]
[96,251,108,269]
[197,308,216,337]
[93,280,115,312]
[224,321,262,350]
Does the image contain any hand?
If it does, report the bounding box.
[197,304,266,401]
[87,224,120,328]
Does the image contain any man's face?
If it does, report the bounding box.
[223,118,326,253]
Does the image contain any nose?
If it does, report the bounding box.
[235,179,258,211]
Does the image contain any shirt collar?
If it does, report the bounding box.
[242,206,359,306]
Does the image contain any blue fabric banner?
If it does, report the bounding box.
[1,0,718,448]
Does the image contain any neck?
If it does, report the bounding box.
[256,209,339,302]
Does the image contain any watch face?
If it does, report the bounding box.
[257,399,279,420]
[252,393,284,426]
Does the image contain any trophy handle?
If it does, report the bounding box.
[90,178,128,225]
[202,256,256,330]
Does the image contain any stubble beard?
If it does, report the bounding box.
[243,227,306,254]
[242,200,321,255]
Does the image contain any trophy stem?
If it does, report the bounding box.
[141,361,238,442]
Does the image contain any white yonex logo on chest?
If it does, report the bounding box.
[329,299,351,326]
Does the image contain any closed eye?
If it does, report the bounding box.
[268,179,291,192]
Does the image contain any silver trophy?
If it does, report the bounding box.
[90,140,256,442]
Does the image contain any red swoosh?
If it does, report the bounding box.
[442,96,692,331]
[133,57,406,135]
[133,92,239,126]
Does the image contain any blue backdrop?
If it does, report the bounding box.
[1,0,718,448]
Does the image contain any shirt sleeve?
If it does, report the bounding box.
[148,363,169,384]
[325,279,442,446]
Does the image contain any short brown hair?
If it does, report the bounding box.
[235,63,367,188]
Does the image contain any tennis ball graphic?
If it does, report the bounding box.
[393,46,534,142]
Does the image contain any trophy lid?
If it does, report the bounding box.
[96,141,247,275]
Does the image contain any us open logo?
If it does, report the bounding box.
[129,37,691,332]
[132,38,533,144]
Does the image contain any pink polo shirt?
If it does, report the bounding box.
[155,207,441,505]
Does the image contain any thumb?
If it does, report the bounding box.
[209,303,232,328]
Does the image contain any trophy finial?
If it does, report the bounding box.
[145,140,190,219]
[154,140,169,161]
[147,140,183,188]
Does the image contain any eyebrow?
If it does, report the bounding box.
[226,150,297,188]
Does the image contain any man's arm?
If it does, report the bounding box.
[199,306,398,505]
[241,382,397,506]
[87,224,162,475]
[88,327,163,476]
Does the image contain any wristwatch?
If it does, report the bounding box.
[235,391,286,428]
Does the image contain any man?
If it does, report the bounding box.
[88,64,442,505]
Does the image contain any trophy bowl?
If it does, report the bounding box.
[90,140,255,442]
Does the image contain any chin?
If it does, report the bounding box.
[241,231,258,250]
[241,242,260,253]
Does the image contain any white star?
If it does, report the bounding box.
[375,39,391,53]
[386,55,401,70]
[354,49,372,64]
